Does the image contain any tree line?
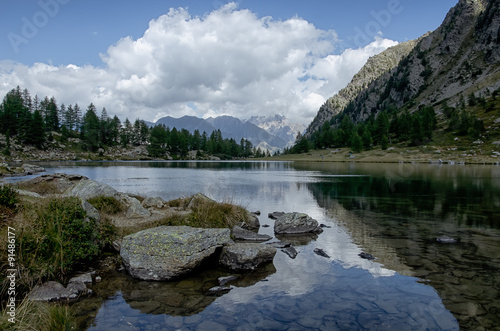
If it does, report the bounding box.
[0,86,254,158]
[289,94,489,154]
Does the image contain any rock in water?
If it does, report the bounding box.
[274,212,323,234]
[219,243,277,271]
[282,246,298,259]
[120,226,231,281]
[232,225,272,242]
[359,252,375,260]
[436,235,457,244]
[314,248,330,258]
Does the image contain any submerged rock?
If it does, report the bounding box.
[219,243,277,271]
[120,226,231,281]
[436,235,457,244]
[232,225,272,242]
[274,212,323,235]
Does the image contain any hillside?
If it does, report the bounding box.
[306,37,423,136]
[303,0,500,151]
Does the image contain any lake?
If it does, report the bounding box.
[10,161,500,330]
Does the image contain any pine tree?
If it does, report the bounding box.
[81,104,100,151]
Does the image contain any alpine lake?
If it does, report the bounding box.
[11,161,500,330]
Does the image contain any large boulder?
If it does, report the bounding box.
[219,243,276,271]
[65,179,119,200]
[121,226,232,281]
[273,212,323,235]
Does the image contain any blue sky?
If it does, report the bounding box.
[0,0,458,123]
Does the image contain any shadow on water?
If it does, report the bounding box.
[296,162,500,329]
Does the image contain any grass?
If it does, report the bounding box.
[88,196,124,215]
[0,297,76,331]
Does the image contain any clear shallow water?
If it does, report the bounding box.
[8,161,500,330]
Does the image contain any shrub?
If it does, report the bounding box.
[17,197,100,283]
[0,184,18,209]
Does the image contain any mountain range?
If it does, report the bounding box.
[154,114,305,152]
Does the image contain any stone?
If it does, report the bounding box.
[21,163,46,175]
[314,248,330,258]
[121,226,231,281]
[218,276,238,286]
[274,212,323,234]
[81,199,100,222]
[28,280,90,302]
[121,194,151,218]
[232,225,272,242]
[268,211,285,219]
[281,246,298,259]
[69,272,93,284]
[219,243,277,271]
[142,196,166,209]
[267,241,291,248]
[243,212,260,230]
[359,252,375,260]
[208,285,233,293]
[65,178,119,200]
[436,235,457,244]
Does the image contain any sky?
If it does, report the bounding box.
[0,0,458,125]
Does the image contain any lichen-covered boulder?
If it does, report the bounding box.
[219,243,276,271]
[120,226,232,281]
[273,212,323,235]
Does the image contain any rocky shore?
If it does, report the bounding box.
[9,173,328,303]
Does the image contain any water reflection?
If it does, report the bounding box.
[298,162,500,329]
[9,161,481,329]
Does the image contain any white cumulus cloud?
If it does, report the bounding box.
[0,3,397,125]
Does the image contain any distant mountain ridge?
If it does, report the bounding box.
[154,114,302,152]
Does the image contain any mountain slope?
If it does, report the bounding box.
[306,0,499,136]
[305,37,423,136]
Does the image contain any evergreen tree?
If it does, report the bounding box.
[350,132,363,153]
[81,104,100,151]
[29,109,45,148]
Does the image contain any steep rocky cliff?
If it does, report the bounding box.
[306,0,499,134]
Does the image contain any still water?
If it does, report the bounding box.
[19,161,500,330]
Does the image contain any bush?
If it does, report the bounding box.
[17,198,100,283]
[0,184,18,209]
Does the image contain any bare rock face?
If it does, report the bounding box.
[219,243,276,271]
[120,226,232,281]
[273,212,323,235]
